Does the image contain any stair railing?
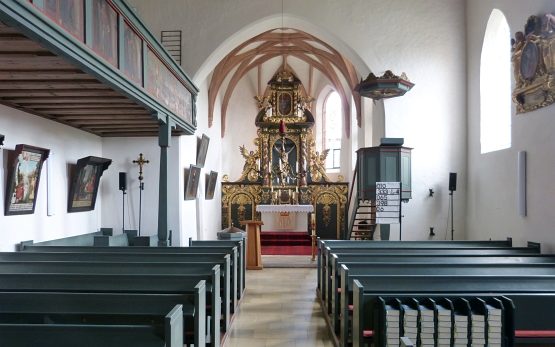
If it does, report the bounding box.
[344,159,359,239]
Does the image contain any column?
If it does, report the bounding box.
[158,119,171,246]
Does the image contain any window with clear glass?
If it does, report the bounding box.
[480,9,511,154]
[322,91,342,169]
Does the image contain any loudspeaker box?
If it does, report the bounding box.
[119,172,127,191]
[449,172,457,191]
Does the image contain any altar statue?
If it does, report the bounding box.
[239,145,260,182]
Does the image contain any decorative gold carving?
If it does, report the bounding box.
[221,184,263,226]
[238,145,260,182]
[222,174,229,182]
[512,13,555,113]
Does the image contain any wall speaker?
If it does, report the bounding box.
[449,172,457,191]
[119,172,127,191]
[518,151,526,217]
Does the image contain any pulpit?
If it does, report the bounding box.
[240,220,264,270]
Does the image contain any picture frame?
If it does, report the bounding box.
[4,144,50,216]
[205,171,218,200]
[184,164,201,200]
[196,134,210,167]
[67,156,112,213]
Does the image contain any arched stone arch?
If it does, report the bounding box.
[193,14,374,138]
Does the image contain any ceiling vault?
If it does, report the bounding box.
[208,28,362,138]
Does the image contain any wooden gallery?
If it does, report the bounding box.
[0,1,555,346]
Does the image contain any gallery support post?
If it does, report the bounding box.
[158,121,171,246]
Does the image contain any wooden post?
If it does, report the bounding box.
[157,120,170,246]
[240,220,264,270]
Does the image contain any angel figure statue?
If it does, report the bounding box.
[238,145,260,182]
[311,149,330,182]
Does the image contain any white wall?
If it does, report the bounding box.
[466,0,555,250]
[0,104,102,251]
[128,0,468,241]
[101,136,182,245]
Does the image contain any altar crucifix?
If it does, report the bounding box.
[133,153,149,235]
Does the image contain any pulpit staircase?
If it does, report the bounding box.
[345,161,376,240]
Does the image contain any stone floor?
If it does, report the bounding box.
[224,267,334,347]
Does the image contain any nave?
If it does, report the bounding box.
[226,267,333,347]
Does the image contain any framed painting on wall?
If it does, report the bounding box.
[184,164,201,200]
[4,144,50,216]
[196,134,210,167]
[205,171,218,200]
[67,156,112,213]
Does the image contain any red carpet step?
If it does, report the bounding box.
[260,231,312,256]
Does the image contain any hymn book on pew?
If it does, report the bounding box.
[418,302,435,346]
[486,303,502,346]
[385,302,401,347]
[436,302,453,347]
[401,301,418,343]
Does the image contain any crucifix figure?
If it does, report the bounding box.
[133,153,150,236]
[133,153,150,181]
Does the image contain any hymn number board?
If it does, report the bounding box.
[375,182,401,224]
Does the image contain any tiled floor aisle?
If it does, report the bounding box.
[225,267,334,347]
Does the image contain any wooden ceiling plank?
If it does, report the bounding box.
[30,105,147,111]
[0,80,110,90]
[0,70,95,80]
[0,89,123,97]
[0,56,76,70]
[44,109,150,115]
[0,37,49,53]
[4,97,134,104]
[69,120,157,126]
[56,115,153,120]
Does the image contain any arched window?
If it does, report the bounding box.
[480,9,511,154]
[322,91,342,169]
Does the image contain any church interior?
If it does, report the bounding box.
[0,0,554,346]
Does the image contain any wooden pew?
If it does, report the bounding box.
[0,260,231,335]
[0,271,221,347]
[321,246,542,310]
[338,263,555,344]
[19,244,244,303]
[328,253,555,321]
[2,250,237,318]
[351,276,555,347]
[0,294,185,347]
[0,252,238,331]
[316,238,518,292]
[189,240,246,299]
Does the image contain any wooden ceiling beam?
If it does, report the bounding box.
[0,80,109,90]
[43,109,149,115]
[0,37,49,53]
[0,55,76,70]
[4,96,134,104]
[0,70,95,80]
[28,104,146,110]
[69,120,157,126]
[56,115,153,121]
[0,89,122,97]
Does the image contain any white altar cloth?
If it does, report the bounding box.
[256,204,313,231]
[256,204,314,213]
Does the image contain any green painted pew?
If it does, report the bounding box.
[351,277,555,347]
[328,254,555,321]
[0,252,239,331]
[316,238,517,292]
[0,294,185,347]
[0,271,221,347]
[321,246,541,305]
[338,263,555,345]
[2,250,238,318]
[189,240,246,299]
[19,244,244,302]
[0,260,230,335]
